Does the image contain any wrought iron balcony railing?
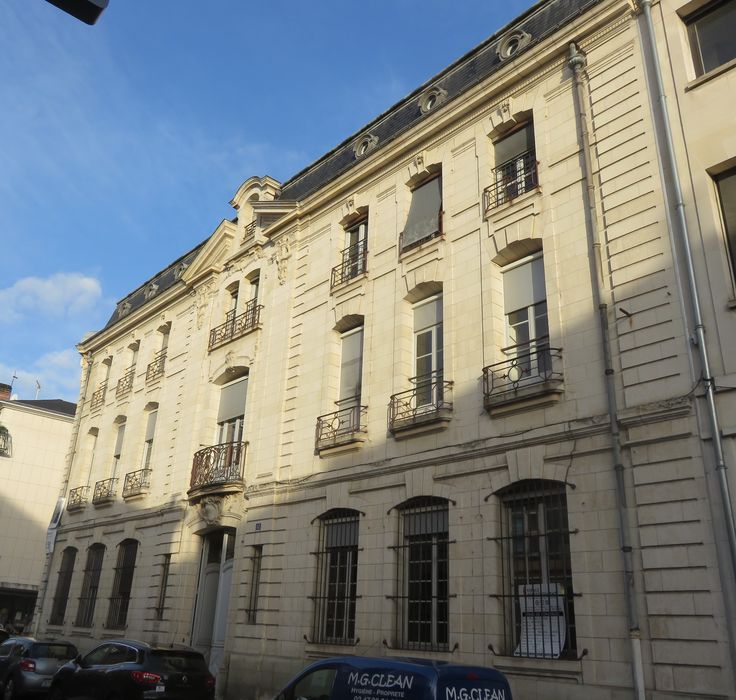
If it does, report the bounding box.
[209,299,263,351]
[190,441,246,491]
[116,366,135,398]
[67,486,89,511]
[483,340,562,407]
[483,150,538,211]
[315,403,367,451]
[388,372,453,433]
[123,468,152,498]
[146,350,166,382]
[90,382,107,411]
[92,477,118,505]
[0,427,11,457]
[331,241,368,289]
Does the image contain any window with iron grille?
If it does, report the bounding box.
[312,509,359,644]
[75,543,105,627]
[245,545,263,625]
[49,547,77,625]
[395,497,449,651]
[497,479,576,659]
[155,553,171,621]
[686,0,736,77]
[106,539,139,629]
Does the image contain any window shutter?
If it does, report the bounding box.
[503,256,546,313]
[339,329,364,403]
[402,177,442,249]
[114,424,126,457]
[494,123,535,166]
[218,378,248,423]
[145,411,158,442]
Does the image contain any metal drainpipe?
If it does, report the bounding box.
[31,351,94,637]
[568,43,646,700]
[638,0,736,581]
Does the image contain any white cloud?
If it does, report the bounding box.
[0,273,102,322]
[0,349,81,403]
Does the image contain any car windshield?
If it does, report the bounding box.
[149,651,208,673]
[30,643,77,660]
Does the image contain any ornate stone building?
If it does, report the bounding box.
[35,0,736,698]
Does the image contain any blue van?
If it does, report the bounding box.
[274,656,512,700]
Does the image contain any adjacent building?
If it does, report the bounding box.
[35,0,736,698]
[0,384,75,633]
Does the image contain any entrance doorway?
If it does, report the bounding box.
[191,528,235,674]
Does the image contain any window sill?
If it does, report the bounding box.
[389,410,452,439]
[491,653,583,682]
[398,231,444,260]
[316,433,367,457]
[485,186,541,223]
[485,380,564,417]
[685,57,736,91]
[330,271,368,297]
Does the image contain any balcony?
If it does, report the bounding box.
[331,241,368,289]
[483,341,563,413]
[243,220,257,246]
[67,486,89,511]
[90,382,106,411]
[209,299,263,351]
[315,403,367,454]
[92,477,117,505]
[122,468,152,498]
[146,350,166,382]
[483,150,538,212]
[116,366,135,398]
[188,441,246,500]
[388,372,453,436]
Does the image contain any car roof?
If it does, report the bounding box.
[301,656,508,681]
[93,639,201,654]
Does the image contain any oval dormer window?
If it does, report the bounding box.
[497,30,531,61]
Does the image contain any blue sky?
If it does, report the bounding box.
[1,0,532,402]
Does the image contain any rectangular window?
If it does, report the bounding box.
[142,410,158,469]
[687,0,736,76]
[398,498,449,651]
[112,422,126,477]
[106,540,139,629]
[75,544,105,628]
[217,378,247,445]
[155,554,171,621]
[401,176,442,251]
[49,547,77,625]
[716,169,736,281]
[500,481,576,659]
[339,328,364,407]
[246,545,263,625]
[414,296,443,407]
[489,122,537,208]
[502,254,550,380]
[314,511,359,644]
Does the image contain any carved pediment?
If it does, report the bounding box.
[180,219,238,284]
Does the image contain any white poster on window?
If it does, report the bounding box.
[514,582,565,659]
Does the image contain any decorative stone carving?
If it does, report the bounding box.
[271,236,292,285]
[199,496,224,526]
[194,281,213,329]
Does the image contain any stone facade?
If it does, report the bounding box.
[35,1,736,699]
[0,393,75,634]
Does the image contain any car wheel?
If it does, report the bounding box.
[2,678,16,700]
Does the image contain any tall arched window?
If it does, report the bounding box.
[49,547,77,625]
[106,539,139,629]
[497,479,576,658]
[75,543,105,628]
[395,496,449,651]
[313,509,360,644]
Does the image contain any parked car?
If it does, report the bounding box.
[0,637,78,699]
[274,656,512,700]
[49,639,215,700]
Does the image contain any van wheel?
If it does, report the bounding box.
[2,678,16,700]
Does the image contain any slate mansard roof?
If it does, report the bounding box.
[99,0,604,336]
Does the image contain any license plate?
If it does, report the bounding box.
[41,680,52,688]
[156,685,165,693]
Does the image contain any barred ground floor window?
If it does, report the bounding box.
[106,539,139,629]
[49,547,77,625]
[75,543,105,628]
[395,496,449,651]
[312,509,359,644]
[497,479,576,659]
